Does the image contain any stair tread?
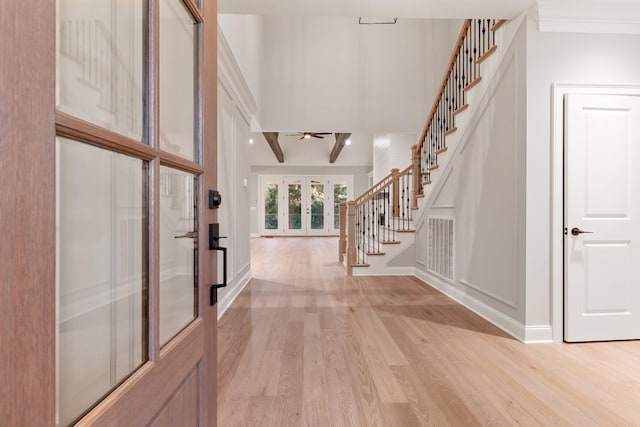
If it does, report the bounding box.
[366,252,386,256]
[453,104,469,115]
[477,45,497,64]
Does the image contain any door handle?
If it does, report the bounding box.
[175,231,197,239]
[571,227,593,236]
[209,246,227,306]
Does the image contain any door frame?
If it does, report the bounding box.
[551,83,640,343]
[258,174,354,237]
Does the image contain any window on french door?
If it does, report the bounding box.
[333,181,348,230]
[264,180,279,230]
[54,0,202,425]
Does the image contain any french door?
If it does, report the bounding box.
[284,176,327,236]
[260,175,353,236]
[0,0,217,425]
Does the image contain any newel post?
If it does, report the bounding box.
[346,201,356,276]
[338,202,347,262]
[412,145,421,209]
[391,168,400,218]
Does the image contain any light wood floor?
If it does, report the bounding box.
[218,237,640,426]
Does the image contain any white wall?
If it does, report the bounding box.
[525,17,640,332]
[414,18,528,337]
[216,40,255,317]
[259,16,460,133]
[218,15,263,115]
[372,133,417,182]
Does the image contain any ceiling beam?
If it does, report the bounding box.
[262,132,284,163]
[329,133,351,164]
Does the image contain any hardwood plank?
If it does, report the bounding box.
[217,237,640,426]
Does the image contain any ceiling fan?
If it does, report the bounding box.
[286,132,332,140]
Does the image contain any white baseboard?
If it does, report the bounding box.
[415,268,528,342]
[524,325,553,343]
[217,263,252,320]
[250,233,259,238]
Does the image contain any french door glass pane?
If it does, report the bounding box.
[56,137,147,426]
[159,0,196,161]
[56,0,143,140]
[288,182,302,230]
[310,181,324,230]
[334,182,347,229]
[264,181,279,230]
[159,167,197,346]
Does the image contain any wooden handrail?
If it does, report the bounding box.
[354,170,396,206]
[417,19,471,152]
[356,165,412,209]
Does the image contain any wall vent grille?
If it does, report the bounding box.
[427,216,454,281]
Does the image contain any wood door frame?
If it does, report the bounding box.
[0,1,57,424]
[551,83,640,343]
[0,0,217,424]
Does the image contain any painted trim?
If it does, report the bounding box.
[415,268,527,342]
[538,0,640,35]
[429,167,455,209]
[524,325,553,343]
[250,233,259,238]
[459,279,517,310]
[217,263,252,320]
[551,83,640,343]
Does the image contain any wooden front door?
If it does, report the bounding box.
[1,0,218,425]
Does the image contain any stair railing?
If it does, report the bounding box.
[414,19,505,207]
[343,166,415,274]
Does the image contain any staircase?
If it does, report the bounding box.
[339,19,507,276]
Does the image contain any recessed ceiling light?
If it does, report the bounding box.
[249,138,254,144]
[345,139,352,146]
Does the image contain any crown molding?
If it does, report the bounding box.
[537,0,640,34]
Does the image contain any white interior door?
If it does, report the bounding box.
[565,93,640,342]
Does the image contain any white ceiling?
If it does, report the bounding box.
[218,0,537,20]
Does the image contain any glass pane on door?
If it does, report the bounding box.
[264,181,279,230]
[310,181,324,230]
[159,0,196,161]
[57,0,144,140]
[56,137,147,426]
[159,167,197,346]
[288,180,302,230]
[334,182,347,229]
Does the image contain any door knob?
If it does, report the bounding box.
[571,227,593,236]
